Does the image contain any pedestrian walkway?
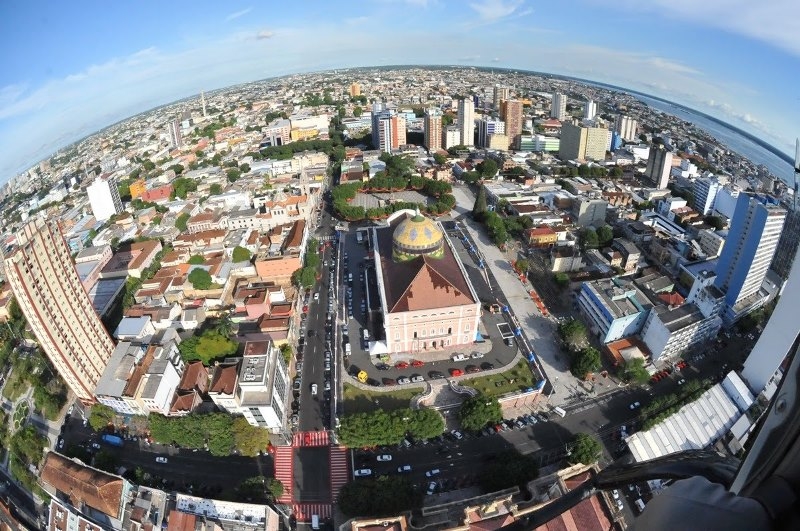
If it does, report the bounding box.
[329,447,349,502]
[273,446,294,504]
[292,503,332,521]
[293,430,330,447]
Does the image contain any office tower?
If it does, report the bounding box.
[87,175,123,222]
[200,91,207,118]
[478,118,505,148]
[423,108,443,152]
[615,114,638,142]
[584,100,597,119]
[349,82,361,97]
[493,85,509,109]
[457,98,475,147]
[550,93,567,121]
[167,119,182,148]
[692,176,723,215]
[1,219,115,402]
[371,106,406,153]
[714,194,786,320]
[501,99,524,150]
[770,140,800,280]
[559,121,608,161]
[645,144,673,188]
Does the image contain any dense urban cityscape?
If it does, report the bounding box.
[0,64,797,531]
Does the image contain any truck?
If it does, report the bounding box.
[101,434,124,447]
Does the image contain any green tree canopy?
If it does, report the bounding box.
[458,395,502,432]
[621,357,650,385]
[169,164,185,175]
[597,225,614,245]
[338,408,444,447]
[353,106,363,117]
[581,227,599,249]
[188,255,205,265]
[226,169,241,182]
[571,346,601,379]
[171,177,197,199]
[179,330,237,364]
[553,272,570,288]
[239,163,251,174]
[472,185,488,221]
[558,318,588,351]
[231,246,252,263]
[175,212,190,232]
[569,433,603,465]
[88,404,116,431]
[433,153,447,165]
[476,158,498,178]
[148,413,235,456]
[232,417,271,457]
[188,268,213,290]
[209,183,222,195]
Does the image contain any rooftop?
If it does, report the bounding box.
[40,453,126,519]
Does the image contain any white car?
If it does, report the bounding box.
[377,454,392,462]
[426,481,437,495]
[629,401,641,410]
[426,469,440,477]
[311,383,318,396]
[155,456,168,464]
[397,465,412,473]
[354,468,372,477]
[450,430,463,440]
[612,489,620,500]
[471,352,484,359]
[313,292,319,301]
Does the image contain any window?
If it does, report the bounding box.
[448,327,452,334]
[465,323,471,331]
[413,332,417,339]
[395,332,400,340]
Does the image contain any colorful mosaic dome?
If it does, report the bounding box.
[392,212,444,260]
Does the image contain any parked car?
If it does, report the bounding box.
[426,469,441,477]
[429,370,445,379]
[411,375,424,383]
[449,368,463,377]
[376,363,390,371]
[465,365,481,374]
[450,430,463,440]
[397,465,412,473]
[471,352,484,359]
[382,378,397,386]
[377,454,392,462]
[629,401,641,410]
[354,469,372,477]
[411,359,424,367]
[397,376,411,385]
[155,456,168,464]
[395,361,409,369]
[427,481,437,495]
[311,383,318,396]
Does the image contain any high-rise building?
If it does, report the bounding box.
[501,99,524,150]
[584,100,597,119]
[559,121,608,161]
[423,108,443,152]
[493,85,510,109]
[443,126,461,149]
[1,219,115,402]
[550,93,567,121]
[87,176,122,222]
[371,105,406,152]
[200,91,207,118]
[615,115,638,142]
[645,143,673,188]
[714,194,786,322]
[693,176,723,215]
[477,118,505,149]
[771,208,800,280]
[457,98,475,147]
[349,82,361,97]
[167,119,182,149]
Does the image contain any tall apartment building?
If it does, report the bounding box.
[714,194,786,323]
[559,121,608,161]
[371,104,407,153]
[167,119,182,149]
[615,115,638,142]
[87,175,123,222]
[349,82,361,97]
[501,99,524,150]
[443,126,461,149]
[477,118,505,149]
[457,98,475,146]
[692,176,723,215]
[493,85,510,109]
[584,100,597,119]
[771,207,800,280]
[423,107,443,152]
[645,143,673,189]
[1,219,115,402]
[550,93,567,121]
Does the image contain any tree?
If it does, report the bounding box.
[187,268,213,290]
[231,246,252,263]
[171,177,197,199]
[209,183,222,195]
[553,272,570,288]
[597,225,614,245]
[232,417,271,457]
[515,258,529,274]
[433,153,447,165]
[239,163,251,174]
[338,476,419,517]
[476,158,498,178]
[353,106,363,117]
[621,357,650,385]
[581,227,599,249]
[472,185,488,221]
[226,168,241,182]
[181,331,237,364]
[569,433,602,465]
[142,160,155,171]
[571,346,601,379]
[175,212,190,232]
[169,164,185,175]
[458,395,502,432]
[338,408,444,447]
[188,255,205,265]
[88,404,116,431]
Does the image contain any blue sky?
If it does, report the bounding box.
[1,0,799,181]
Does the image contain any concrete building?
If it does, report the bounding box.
[573,197,608,228]
[87,175,123,222]
[477,118,505,149]
[167,119,182,149]
[423,107,442,152]
[492,85,510,109]
[261,119,291,147]
[559,121,608,161]
[442,125,461,149]
[371,210,481,355]
[501,99,524,150]
[577,278,653,343]
[349,82,361,97]
[640,303,722,362]
[693,176,723,215]
[771,207,800,280]
[457,98,475,147]
[614,115,638,142]
[645,144,673,189]
[714,194,786,324]
[697,229,726,258]
[1,218,114,402]
[584,100,597,119]
[371,105,407,153]
[550,92,567,120]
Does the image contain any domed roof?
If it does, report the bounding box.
[392,212,444,260]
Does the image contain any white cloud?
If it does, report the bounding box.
[469,0,527,21]
[256,30,275,40]
[226,8,252,21]
[345,16,369,25]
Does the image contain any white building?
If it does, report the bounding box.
[615,115,638,142]
[584,100,597,120]
[457,98,475,147]
[693,176,723,215]
[577,278,653,343]
[477,118,505,149]
[87,176,123,222]
[640,304,722,363]
[551,93,567,121]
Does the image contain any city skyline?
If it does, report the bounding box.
[1,0,799,182]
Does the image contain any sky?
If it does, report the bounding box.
[1,0,799,182]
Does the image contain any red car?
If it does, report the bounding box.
[449,368,463,377]
[395,361,409,369]
[411,359,424,367]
